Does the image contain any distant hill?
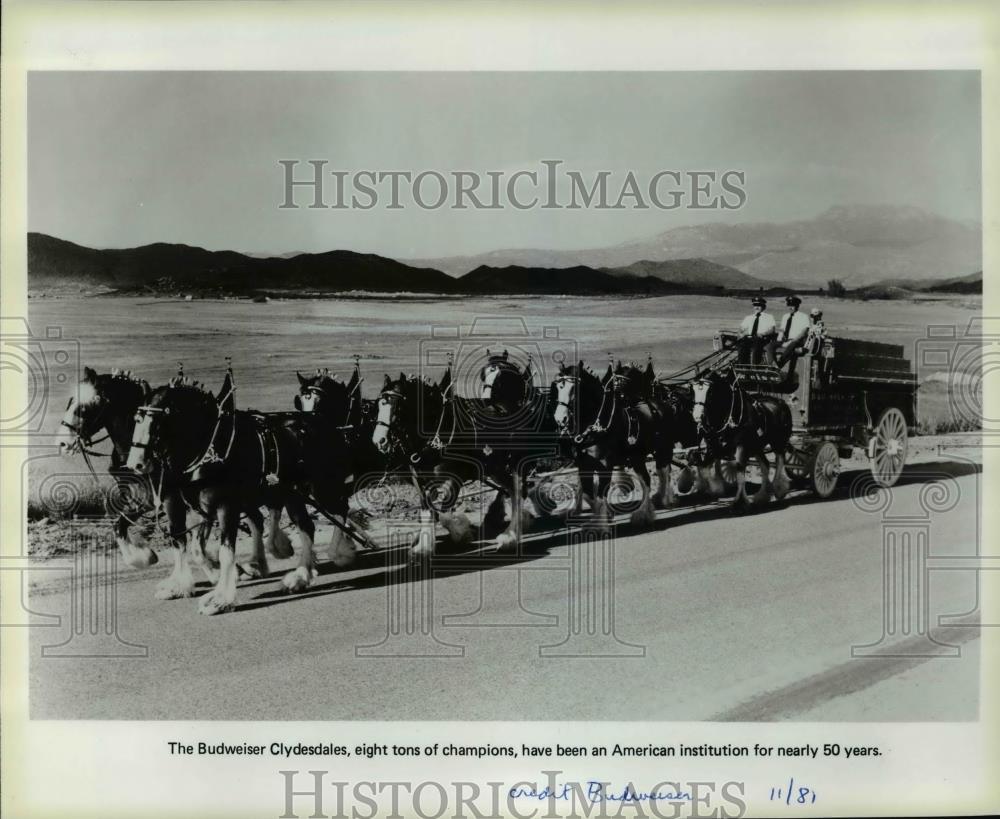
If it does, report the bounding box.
[607,258,773,289]
[28,233,455,295]
[408,204,981,286]
[457,264,714,295]
[918,271,982,294]
[869,271,982,294]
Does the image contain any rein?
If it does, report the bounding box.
[694,377,747,445]
[429,379,456,451]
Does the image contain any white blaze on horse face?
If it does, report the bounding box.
[127,412,154,472]
[55,382,99,451]
[482,365,500,399]
[691,381,709,424]
[55,398,80,451]
[372,397,394,453]
[553,378,575,428]
[298,391,318,412]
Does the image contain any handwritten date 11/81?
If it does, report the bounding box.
[770,778,817,805]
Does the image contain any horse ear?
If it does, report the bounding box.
[602,364,613,383]
[383,373,391,388]
[399,371,406,383]
[297,371,308,387]
[83,366,97,383]
[502,349,508,360]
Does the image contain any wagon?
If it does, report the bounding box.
[713,332,918,498]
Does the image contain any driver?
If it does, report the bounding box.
[737,295,776,365]
[773,295,811,367]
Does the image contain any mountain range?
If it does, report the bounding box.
[27,204,981,297]
[408,204,982,287]
[27,233,761,296]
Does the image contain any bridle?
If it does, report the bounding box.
[128,405,171,463]
[692,375,746,439]
[374,388,407,456]
[553,374,578,435]
[60,396,112,455]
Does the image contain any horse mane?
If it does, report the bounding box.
[165,376,216,398]
[108,367,147,386]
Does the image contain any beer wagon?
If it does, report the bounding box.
[713,332,918,498]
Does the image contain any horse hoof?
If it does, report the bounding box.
[198,593,234,616]
[282,566,313,593]
[238,562,267,580]
[119,539,157,569]
[155,580,194,600]
[439,512,474,547]
[328,538,357,568]
[495,531,518,552]
[629,501,656,527]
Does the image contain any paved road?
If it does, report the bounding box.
[28,455,983,721]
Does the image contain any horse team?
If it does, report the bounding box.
[55,349,792,615]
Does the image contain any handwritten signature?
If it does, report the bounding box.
[509,781,692,803]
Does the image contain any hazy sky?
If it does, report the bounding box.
[28,71,981,258]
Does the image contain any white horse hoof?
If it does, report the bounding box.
[239,561,267,580]
[328,538,357,568]
[118,538,158,569]
[282,566,314,593]
[155,580,194,600]
[495,531,518,552]
[439,512,474,547]
[198,592,234,616]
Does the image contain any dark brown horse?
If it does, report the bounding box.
[690,368,792,509]
[550,359,698,529]
[126,376,361,612]
[57,368,281,597]
[56,367,162,567]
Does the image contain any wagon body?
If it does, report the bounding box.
[776,334,916,495]
[712,330,917,497]
[789,335,916,439]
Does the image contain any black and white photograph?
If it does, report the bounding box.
[2,3,997,818]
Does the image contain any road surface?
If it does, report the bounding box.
[28,450,983,721]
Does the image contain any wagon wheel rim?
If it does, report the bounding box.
[872,408,908,487]
[812,441,840,498]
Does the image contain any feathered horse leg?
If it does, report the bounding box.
[154,493,196,600]
[497,467,532,552]
[629,458,656,527]
[281,496,318,593]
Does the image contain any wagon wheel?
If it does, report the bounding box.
[870,407,908,488]
[717,457,740,491]
[810,441,840,499]
[784,445,811,488]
